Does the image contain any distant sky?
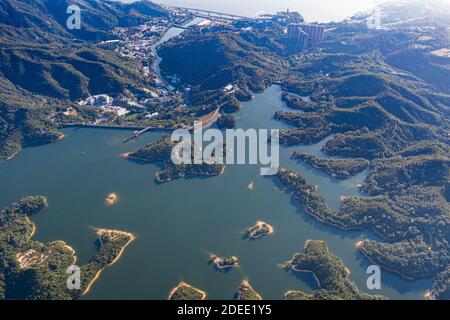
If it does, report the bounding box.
[120,0,390,22]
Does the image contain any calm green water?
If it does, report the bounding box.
[0,86,431,299]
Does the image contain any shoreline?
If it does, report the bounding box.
[0,133,64,164]
[236,280,262,300]
[245,221,274,239]
[105,193,119,206]
[290,264,322,288]
[82,228,136,296]
[168,281,207,300]
[210,255,239,270]
[28,219,36,240]
[358,243,420,282]
[0,149,20,164]
[284,290,313,299]
[52,240,78,264]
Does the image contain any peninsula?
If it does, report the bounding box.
[235,279,262,300]
[291,152,369,179]
[0,196,134,300]
[283,240,384,300]
[168,282,207,300]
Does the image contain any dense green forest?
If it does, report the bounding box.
[284,240,384,300]
[0,197,134,299]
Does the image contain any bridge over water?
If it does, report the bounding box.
[162,5,257,22]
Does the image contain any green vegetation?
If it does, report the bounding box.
[209,255,239,270]
[291,152,369,178]
[243,221,273,240]
[126,136,225,183]
[0,196,134,299]
[1,0,449,300]
[270,9,450,296]
[168,282,206,300]
[235,280,262,300]
[0,0,167,42]
[284,290,314,300]
[361,155,449,195]
[127,136,176,163]
[159,31,287,114]
[431,267,450,300]
[282,92,329,113]
[159,32,287,92]
[0,0,169,163]
[284,240,384,300]
[0,47,149,101]
[276,167,449,289]
[80,229,134,294]
[278,37,448,158]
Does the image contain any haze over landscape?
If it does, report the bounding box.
[123,0,388,22]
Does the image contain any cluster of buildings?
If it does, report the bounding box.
[76,93,166,124]
[78,94,130,120]
[238,8,325,51]
[260,9,305,25]
[112,19,170,60]
[287,23,325,50]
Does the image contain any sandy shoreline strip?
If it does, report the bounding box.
[4,150,20,162]
[51,240,78,264]
[237,280,262,300]
[82,229,136,296]
[168,281,207,300]
[29,222,36,240]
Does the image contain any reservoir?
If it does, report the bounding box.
[0,85,431,299]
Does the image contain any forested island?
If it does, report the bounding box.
[0,196,134,299]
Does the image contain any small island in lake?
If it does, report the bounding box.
[105,193,119,206]
[209,255,239,270]
[291,152,369,179]
[168,282,207,300]
[235,279,262,300]
[244,221,274,240]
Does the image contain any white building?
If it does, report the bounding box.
[79,94,114,107]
